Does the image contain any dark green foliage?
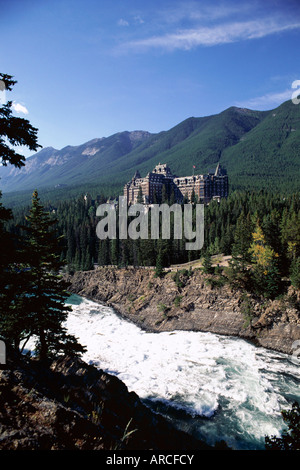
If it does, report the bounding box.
[239,293,254,328]
[174,295,182,307]
[232,212,253,261]
[154,249,164,278]
[204,275,227,289]
[222,100,300,193]
[172,269,191,288]
[225,255,250,290]
[6,189,300,301]
[264,260,283,299]
[0,73,41,169]
[0,74,42,351]
[0,74,85,360]
[202,253,214,274]
[290,257,300,289]
[265,402,300,450]
[18,190,86,359]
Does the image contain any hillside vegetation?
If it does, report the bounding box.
[222,100,300,192]
[1,99,300,207]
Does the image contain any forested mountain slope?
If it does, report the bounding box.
[1,99,299,204]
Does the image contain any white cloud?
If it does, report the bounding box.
[120,18,300,52]
[118,16,145,27]
[235,89,293,110]
[133,15,144,25]
[118,18,129,27]
[157,2,251,25]
[12,102,29,114]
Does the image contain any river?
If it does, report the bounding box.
[63,294,299,450]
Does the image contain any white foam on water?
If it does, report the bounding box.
[26,294,300,449]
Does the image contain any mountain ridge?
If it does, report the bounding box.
[0,100,299,201]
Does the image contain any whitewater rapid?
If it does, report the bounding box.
[61,294,300,450]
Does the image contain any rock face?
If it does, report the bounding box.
[0,348,213,450]
[64,267,300,355]
[2,267,299,450]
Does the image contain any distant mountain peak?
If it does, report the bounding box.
[128,130,152,142]
[0,100,299,196]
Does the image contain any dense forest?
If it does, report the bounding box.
[1,72,299,451]
[6,187,300,301]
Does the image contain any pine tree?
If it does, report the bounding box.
[202,252,214,274]
[0,196,30,349]
[98,239,109,266]
[232,212,253,260]
[110,239,119,265]
[21,190,85,360]
[74,248,81,271]
[264,259,282,299]
[249,222,282,298]
[82,245,93,271]
[191,188,197,204]
[0,73,41,350]
[290,257,300,289]
[119,240,130,267]
[154,248,164,278]
[0,73,41,168]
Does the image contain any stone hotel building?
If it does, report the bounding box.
[124,162,228,205]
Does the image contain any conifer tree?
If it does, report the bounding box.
[21,190,85,360]
[0,73,41,350]
[0,73,41,168]
[248,222,282,298]
[202,252,214,274]
[74,248,81,271]
[155,248,164,277]
[110,238,119,265]
[232,212,253,260]
[191,188,197,204]
[290,257,300,289]
[98,239,109,266]
[0,196,28,349]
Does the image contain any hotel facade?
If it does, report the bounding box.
[124,162,228,205]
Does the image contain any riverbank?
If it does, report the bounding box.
[0,347,213,450]
[64,266,300,356]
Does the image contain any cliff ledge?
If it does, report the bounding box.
[64,266,300,355]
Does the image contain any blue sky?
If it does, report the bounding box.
[1,0,300,156]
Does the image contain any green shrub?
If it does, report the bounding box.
[174,295,182,307]
[157,302,168,313]
[239,293,254,328]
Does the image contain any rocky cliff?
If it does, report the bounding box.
[2,267,298,450]
[64,267,300,355]
[0,348,215,450]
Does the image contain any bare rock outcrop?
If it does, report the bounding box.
[64,267,300,355]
